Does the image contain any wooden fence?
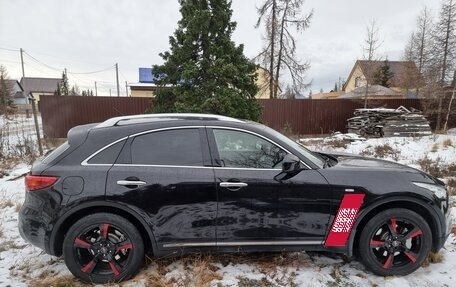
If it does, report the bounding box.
[39,96,426,138]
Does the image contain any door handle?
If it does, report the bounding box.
[220,182,248,188]
[117,180,147,187]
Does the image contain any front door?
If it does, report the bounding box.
[208,128,331,246]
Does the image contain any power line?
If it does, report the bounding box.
[68,65,115,75]
[0,58,21,64]
[0,47,20,52]
[24,51,62,72]
[24,50,115,75]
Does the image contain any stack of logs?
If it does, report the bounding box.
[347,106,432,137]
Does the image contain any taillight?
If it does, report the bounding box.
[25,175,58,191]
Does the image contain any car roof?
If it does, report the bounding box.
[95,113,245,128]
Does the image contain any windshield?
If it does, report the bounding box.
[261,125,325,168]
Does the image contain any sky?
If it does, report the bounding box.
[0,0,443,97]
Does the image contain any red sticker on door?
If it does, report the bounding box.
[324,193,365,247]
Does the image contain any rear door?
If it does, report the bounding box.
[105,127,217,249]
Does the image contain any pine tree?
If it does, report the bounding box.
[373,60,394,87]
[60,71,69,96]
[152,0,261,121]
[0,65,14,115]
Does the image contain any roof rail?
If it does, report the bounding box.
[96,113,243,128]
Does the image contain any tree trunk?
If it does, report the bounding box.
[274,0,289,99]
[443,87,455,131]
[269,0,277,99]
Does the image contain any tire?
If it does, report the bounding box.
[63,213,145,284]
[359,208,432,276]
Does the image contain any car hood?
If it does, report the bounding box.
[324,152,442,185]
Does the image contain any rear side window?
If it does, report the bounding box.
[130,129,203,166]
[88,140,125,165]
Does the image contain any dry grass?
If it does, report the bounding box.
[372,144,400,160]
[136,252,309,287]
[0,198,14,208]
[324,139,347,149]
[0,240,27,252]
[448,178,456,196]
[422,252,444,267]
[29,275,80,287]
[431,143,440,153]
[442,138,453,148]
[15,202,22,212]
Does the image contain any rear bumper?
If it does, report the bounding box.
[18,190,62,255]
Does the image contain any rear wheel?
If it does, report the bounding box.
[359,208,432,276]
[63,213,144,283]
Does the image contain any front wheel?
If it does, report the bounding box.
[359,208,432,276]
[63,213,145,283]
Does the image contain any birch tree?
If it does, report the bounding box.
[362,19,382,108]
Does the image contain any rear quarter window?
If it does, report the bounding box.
[87,140,126,165]
[42,141,70,164]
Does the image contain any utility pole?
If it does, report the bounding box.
[115,63,120,97]
[94,81,98,97]
[29,94,43,156]
[125,81,128,97]
[20,48,25,78]
[109,89,112,97]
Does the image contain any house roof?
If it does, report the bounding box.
[344,60,425,90]
[5,79,23,91]
[20,77,61,95]
[339,85,402,99]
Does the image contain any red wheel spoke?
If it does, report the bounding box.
[81,258,97,273]
[404,251,418,263]
[383,254,394,269]
[405,228,422,240]
[387,218,397,236]
[117,242,133,252]
[74,237,92,249]
[100,224,110,239]
[109,261,121,276]
[370,240,385,248]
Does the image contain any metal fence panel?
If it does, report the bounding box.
[40,96,425,138]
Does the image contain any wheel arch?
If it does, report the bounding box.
[347,196,442,257]
[49,201,157,257]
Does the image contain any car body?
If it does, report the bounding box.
[18,113,452,283]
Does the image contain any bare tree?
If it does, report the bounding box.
[256,0,313,98]
[432,0,456,130]
[362,19,382,108]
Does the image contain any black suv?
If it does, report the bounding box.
[19,113,452,283]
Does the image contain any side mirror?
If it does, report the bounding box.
[274,154,302,182]
[282,154,301,173]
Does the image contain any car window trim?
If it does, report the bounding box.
[81,126,206,167]
[207,126,312,170]
[81,125,311,170]
[81,136,128,166]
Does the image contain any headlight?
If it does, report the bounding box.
[412,182,447,199]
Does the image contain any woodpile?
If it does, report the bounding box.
[347,106,432,137]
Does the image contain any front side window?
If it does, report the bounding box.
[213,129,286,169]
[131,129,203,166]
